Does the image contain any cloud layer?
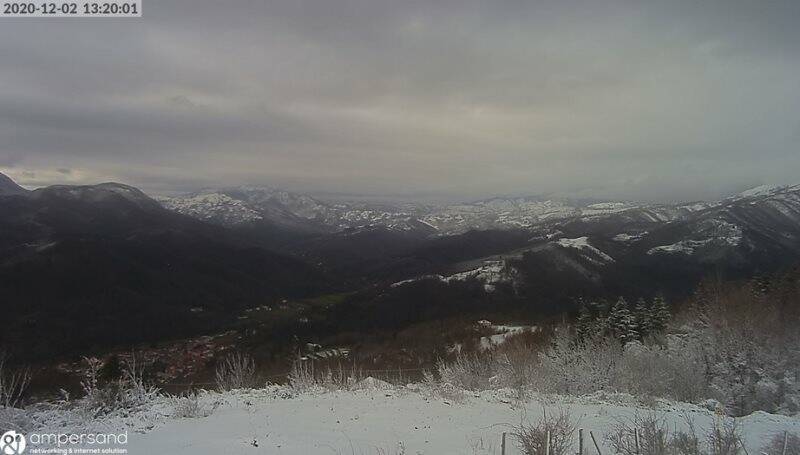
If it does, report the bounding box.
[1,0,799,201]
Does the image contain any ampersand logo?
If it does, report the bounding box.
[0,431,25,455]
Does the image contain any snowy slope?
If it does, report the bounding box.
[30,386,797,455]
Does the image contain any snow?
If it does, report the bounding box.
[648,239,712,255]
[479,324,538,350]
[647,219,743,255]
[55,387,797,455]
[612,232,646,243]
[391,261,515,292]
[555,237,615,264]
[737,184,783,199]
[157,193,263,224]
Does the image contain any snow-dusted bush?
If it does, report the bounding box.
[513,407,575,455]
[762,432,800,455]
[607,413,671,455]
[170,390,215,418]
[215,352,258,391]
[706,418,743,455]
[607,413,744,455]
[535,331,621,395]
[417,370,466,403]
[79,355,159,415]
[490,342,539,391]
[436,354,493,391]
[614,338,708,403]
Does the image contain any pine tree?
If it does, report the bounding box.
[608,297,638,344]
[650,294,670,333]
[634,298,653,338]
[576,304,593,339]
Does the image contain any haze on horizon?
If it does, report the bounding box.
[1,0,799,203]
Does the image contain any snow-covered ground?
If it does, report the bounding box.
[21,386,796,455]
[127,388,797,455]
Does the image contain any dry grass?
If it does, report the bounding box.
[215,352,258,391]
[0,352,31,409]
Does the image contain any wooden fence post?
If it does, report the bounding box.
[546,430,551,455]
[502,431,506,455]
[783,431,789,455]
[634,429,640,455]
[590,431,602,455]
[579,429,584,455]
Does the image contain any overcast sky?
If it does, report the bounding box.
[1,0,798,202]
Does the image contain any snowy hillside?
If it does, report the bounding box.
[16,385,798,455]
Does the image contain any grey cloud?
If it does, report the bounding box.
[0,0,798,200]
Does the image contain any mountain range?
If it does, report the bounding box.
[2,172,799,360]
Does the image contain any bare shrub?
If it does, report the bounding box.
[120,353,158,406]
[80,354,159,414]
[707,418,743,455]
[436,353,493,391]
[535,330,622,395]
[615,339,708,403]
[663,338,709,403]
[762,432,800,455]
[491,343,538,392]
[215,352,258,391]
[80,357,102,397]
[288,361,316,392]
[418,369,466,403]
[0,352,31,409]
[513,407,576,455]
[607,413,671,455]
[170,390,215,418]
[670,415,702,455]
[617,343,673,399]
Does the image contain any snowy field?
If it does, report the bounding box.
[53,385,797,455]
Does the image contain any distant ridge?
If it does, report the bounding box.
[0,172,29,196]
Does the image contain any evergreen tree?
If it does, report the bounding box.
[650,294,670,333]
[576,304,593,339]
[608,297,638,344]
[634,298,653,338]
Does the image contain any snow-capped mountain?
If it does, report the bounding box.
[158,188,655,234]
[638,183,800,261]
[158,187,433,233]
[156,186,740,235]
[386,183,800,298]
